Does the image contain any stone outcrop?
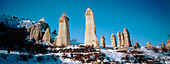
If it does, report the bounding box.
[37,17,50,32]
[42,28,51,42]
[33,24,42,43]
[29,25,36,39]
[53,13,71,47]
[162,42,165,47]
[166,39,170,50]
[145,41,152,49]
[117,31,121,47]
[120,33,124,46]
[111,34,117,47]
[84,8,99,48]
[100,36,105,48]
[29,17,50,43]
[123,28,131,47]
[134,42,141,48]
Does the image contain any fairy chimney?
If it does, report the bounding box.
[120,33,124,46]
[33,24,42,43]
[123,28,131,47]
[100,36,105,48]
[111,33,117,47]
[117,31,121,47]
[84,8,99,48]
[53,13,71,47]
[166,39,170,50]
[42,28,51,42]
[134,42,141,48]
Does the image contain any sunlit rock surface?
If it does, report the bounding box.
[54,13,71,47]
[84,8,99,48]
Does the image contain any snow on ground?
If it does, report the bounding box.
[100,49,125,62]
[0,46,170,64]
[0,50,62,64]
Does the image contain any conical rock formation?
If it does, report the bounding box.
[123,28,131,47]
[54,13,70,47]
[42,28,51,42]
[111,33,117,47]
[145,41,152,49]
[33,24,42,43]
[117,31,121,47]
[100,36,105,48]
[120,33,124,46]
[134,42,141,48]
[166,39,170,50]
[84,8,99,48]
[29,25,36,39]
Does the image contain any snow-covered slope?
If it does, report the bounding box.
[0,14,33,28]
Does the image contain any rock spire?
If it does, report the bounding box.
[53,13,71,47]
[100,36,105,48]
[123,28,131,47]
[117,31,121,47]
[84,8,99,48]
[111,33,117,47]
[42,28,51,42]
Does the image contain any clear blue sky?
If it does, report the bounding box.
[0,0,170,46]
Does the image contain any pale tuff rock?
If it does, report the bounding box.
[39,17,45,21]
[110,33,117,47]
[29,25,36,39]
[145,41,152,49]
[120,33,124,46]
[134,42,141,48]
[123,28,131,47]
[84,8,99,48]
[29,17,50,43]
[100,36,105,48]
[166,39,170,50]
[33,24,42,43]
[162,42,165,47]
[42,28,51,42]
[117,31,121,47]
[54,13,71,47]
[37,17,50,32]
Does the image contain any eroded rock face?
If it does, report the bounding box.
[117,31,121,47]
[33,24,42,43]
[166,39,170,50]
[84,8,99,48]
[111,34,117,47]
[29,17,50,43]
[42,28,51,42]
[29,25,36,39]
[162,42,165,47]
[134,42,141,48]
[145,41,152,49]
[123,28,131,47]
[53,13,70,47]
[120,33,124,46]
[100,36,105,48]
